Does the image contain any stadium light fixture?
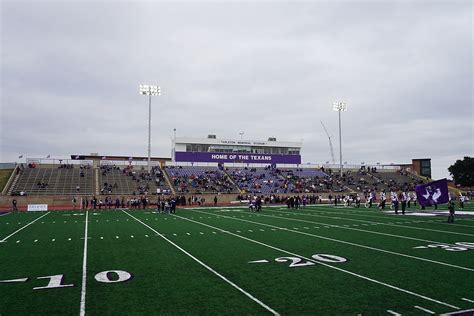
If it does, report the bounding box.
[333,102,347,177]
[140,84,161,174]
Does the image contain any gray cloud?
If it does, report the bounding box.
[1,0,472,180]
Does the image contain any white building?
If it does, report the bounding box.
[172,135,302,165]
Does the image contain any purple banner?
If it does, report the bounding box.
[415,178,449,207]
[175,152,301,164]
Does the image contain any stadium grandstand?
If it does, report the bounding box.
[0,135,439,210]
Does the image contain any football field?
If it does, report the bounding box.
[1,203,474,315]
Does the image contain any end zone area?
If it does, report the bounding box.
[1,204,473,315]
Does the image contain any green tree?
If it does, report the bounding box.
[448,156,474,187]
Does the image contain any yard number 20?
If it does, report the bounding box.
[275,254,347,268]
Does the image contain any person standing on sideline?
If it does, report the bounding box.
[160,199,166,213]
[459,194,465,209]
[391,191,399,214]
[379,190,386,210]
[72,196,77,210]
[214,196,218,207]
[368,190,375,208]
[170,198,176,214]
[256,196,262,212]
[400,191,407,215]
[448,200,455,223]
[12,199,18,211]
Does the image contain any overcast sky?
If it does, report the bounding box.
[1,0,472,179]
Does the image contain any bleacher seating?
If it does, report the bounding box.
[99,165,171,195]
[226,167,286,194]
[280,168,349,193]
[11,166,94,196]
[329,169,382,193]
[165,166,239,194]
[370,170,425,191]
[7,162,427,198]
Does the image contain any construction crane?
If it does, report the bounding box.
[320,121,336,164]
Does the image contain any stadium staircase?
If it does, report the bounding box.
[344,185,356,193]
[222,169,244,194]
[162,167,176,195]
[341,171,380,193]
[94,168,99,196]
[365,172,390,191]
[406,170,428,183]
[6,173,20,195]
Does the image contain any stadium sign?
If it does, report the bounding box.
[27,204,48,212]
[175,152,301,164]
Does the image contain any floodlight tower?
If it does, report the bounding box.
[333,102,347,177]
[140,84,161,174]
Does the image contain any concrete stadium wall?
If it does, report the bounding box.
[0,193,340,211]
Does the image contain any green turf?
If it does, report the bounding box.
[0,203,473,315]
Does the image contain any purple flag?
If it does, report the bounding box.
[415,179,449,207]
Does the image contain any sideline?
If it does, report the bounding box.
[300,208,474,237]
[265,209,466,245]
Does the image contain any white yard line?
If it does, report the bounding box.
[157,210,474,272]
[442,223,474,228]
[299,209,474,237]
[440,308,474,316]
[0,277,28,283]
[308,209,474,228]
[414,305,436,314]
[79,210,89,316]
[123,210,279,315]
[386,310,401,316]
[0,212,11,217]
[173,213,460,310]
[461,298,474,303]
[0,212,50,242]
[264,209,454,246]
[196,211,474,272]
